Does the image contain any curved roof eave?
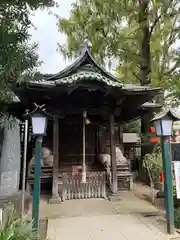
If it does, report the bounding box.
[16,79,161,97]
[138,102,162,109]
[43,47,120,84]
[122,84,161,92]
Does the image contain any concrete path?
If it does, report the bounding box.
[45,193,180,240]
[29,190,179,240]
[47,214,170,240]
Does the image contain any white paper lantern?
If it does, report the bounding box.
[31,113,47,136]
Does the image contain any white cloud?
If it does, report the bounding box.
[29,0,75,74]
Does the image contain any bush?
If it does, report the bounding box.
[143,147,178,191]
[143,147,162,186]
[0,203,37,240]
[174,207,180,229]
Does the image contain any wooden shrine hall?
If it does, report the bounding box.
[10,42,161,202]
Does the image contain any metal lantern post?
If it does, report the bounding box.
[151,110,180,234]
[29,104,48,233]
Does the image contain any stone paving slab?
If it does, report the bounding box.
[47,214,171,240]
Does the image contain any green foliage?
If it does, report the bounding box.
[0,203,37,240]
[0,115,20,129]
[143,147,162,184]
[123,120,141,133]
[174,207,180,229]
[173,179,177,196]
[0,0,55,102]
[58,0,180,105]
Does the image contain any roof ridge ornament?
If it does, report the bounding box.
[83,38,92,51]
[78,38,92,56]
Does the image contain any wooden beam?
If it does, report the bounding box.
[47,106,110,117]
[50,116,61,203]
[109,112,118,194]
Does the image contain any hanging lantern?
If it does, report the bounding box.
[83,111,91,125]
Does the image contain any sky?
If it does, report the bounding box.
[28,0,120,75]
[28,2,180,113]
[29,1,179,77]
[29,0,75,74]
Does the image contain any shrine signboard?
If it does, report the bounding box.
[171,143,180,199]
[173,162,180,199]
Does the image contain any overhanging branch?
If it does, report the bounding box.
[148,14,161,39]
[132,71,141,82]
[163,63,179,76]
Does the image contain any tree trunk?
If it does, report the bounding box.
[139,0,150,86]
[138,0,152,179]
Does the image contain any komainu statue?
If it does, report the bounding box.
[29,146,53,167]
[115,146,128,165]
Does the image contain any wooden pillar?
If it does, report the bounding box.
[119,124,124,154]
[109,112,118,194]
[49,116,61,203]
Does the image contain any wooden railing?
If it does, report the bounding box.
[60,171,106,201]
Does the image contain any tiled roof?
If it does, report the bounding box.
[27,77,161,93]
[55,71,123,87]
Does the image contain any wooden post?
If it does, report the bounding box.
[109,112,118,194]
[49,116,61,203]
[119,124,124,154]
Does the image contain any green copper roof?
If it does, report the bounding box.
[17,40,161,94]
[55,71,123,87]
[42,42,123,87]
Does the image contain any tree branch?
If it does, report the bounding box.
[95,27,108,38]
[163,63,179,76]
[148,14,161,39]
[120,48,140,58]
[132,71,141,82]
[168,15,178,46]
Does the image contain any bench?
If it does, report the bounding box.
[26,166,53,194]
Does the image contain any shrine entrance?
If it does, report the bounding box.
[57,117,106,200]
